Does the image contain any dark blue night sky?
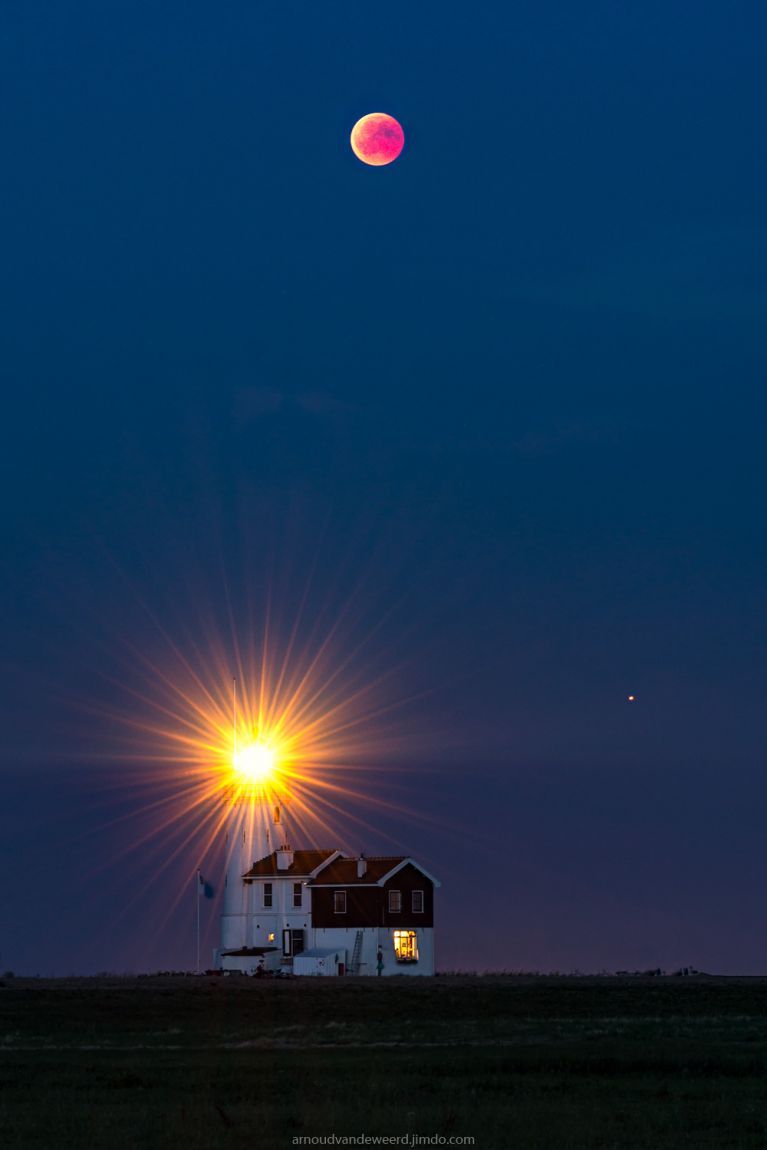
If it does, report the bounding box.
[1,1,766,974]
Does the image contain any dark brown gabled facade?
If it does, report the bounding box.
[310,860,434,928]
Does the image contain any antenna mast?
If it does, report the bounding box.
[232,677,237,760]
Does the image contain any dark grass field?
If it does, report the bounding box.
[2,974,767,1148]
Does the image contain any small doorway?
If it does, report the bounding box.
[282,928,305,958]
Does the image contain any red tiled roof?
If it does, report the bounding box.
[243,849,338,878]
[309,856,407,886]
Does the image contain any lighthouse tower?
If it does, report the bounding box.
[218,785,287,968]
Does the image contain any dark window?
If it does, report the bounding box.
[333,890,347,914]
[412,889,424,914]
[293,882,303,908]
[263,882,273,908]
[388,890,402,914]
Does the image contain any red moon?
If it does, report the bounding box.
[350,113,405,166]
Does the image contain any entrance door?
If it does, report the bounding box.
[282,928,305,957]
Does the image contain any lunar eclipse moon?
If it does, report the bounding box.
[350,113,405,166]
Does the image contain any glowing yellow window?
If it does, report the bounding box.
[393,930,419,963]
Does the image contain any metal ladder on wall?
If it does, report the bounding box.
[348,930,364,975]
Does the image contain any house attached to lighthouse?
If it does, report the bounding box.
[307,852,437,975]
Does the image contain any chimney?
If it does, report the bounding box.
[357,854,367,879]
[277,844,294,871]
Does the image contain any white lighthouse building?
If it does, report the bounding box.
[218,786,287,960]
[214,785,439,976]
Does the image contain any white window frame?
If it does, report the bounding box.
[412,889,424,914]
[293,882,303,909]
[388,889,402,914]
[263,882,273,908]
[333,890,347,914]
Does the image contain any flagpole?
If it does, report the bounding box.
[196,869,201,974]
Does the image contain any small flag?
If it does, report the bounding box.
[198,872,214,899]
